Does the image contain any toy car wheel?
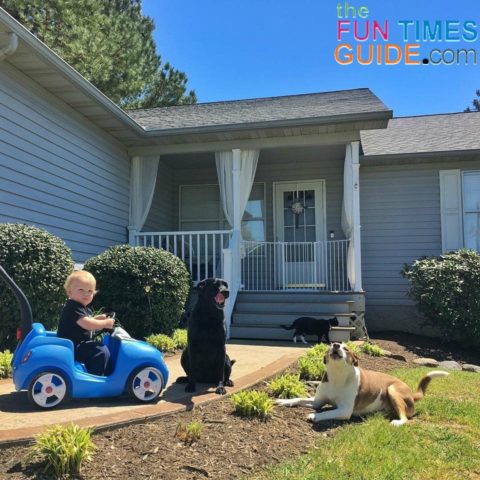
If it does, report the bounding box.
[128,366,164,403]
[28,371,70,409]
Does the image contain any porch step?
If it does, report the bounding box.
[235,302,350,315]
[230,324,303,342]
[230,291,365,341]
[237,292,365,304]
[233,312,341,326]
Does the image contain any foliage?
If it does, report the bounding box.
[305,343,329,359]
[175,421,203,444]
[0,350,13,378]
[259,368,480,480]
[84,245,190,338]
[298,355,326,381]
[345,341,361,356]
[401,249,480,345]
[0,224,73,350]
[231,390,275,419]
[2,0,196,108]
[145,333,177,353]
[298,343,328,380]
[361,342,385,357]
[28,424,96,477]
[269,374,307,399]
[465,89,480,112]
[172,328,188,349]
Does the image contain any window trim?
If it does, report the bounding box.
[462,170,480,251]
[242,182,267,242]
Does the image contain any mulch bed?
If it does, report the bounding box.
[0,332,478,480]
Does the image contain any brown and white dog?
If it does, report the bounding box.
[277,342,449,426]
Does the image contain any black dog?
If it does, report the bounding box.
[177,278,234,395]
[281,316,340,344]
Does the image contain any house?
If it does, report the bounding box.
[1,8,479,339]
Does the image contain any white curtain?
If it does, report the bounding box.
[341,144,355,288]
[215,150,259,228]
[129,155,160,235]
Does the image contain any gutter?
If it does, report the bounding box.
[138,110,393,138]
[361,149,480,163]
[0,32,18,61]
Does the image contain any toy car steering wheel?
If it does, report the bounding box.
[92,311,116,337]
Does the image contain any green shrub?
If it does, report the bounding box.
[361,343,385,357]
[0,350,13,378]
[305,343,329,359]
[28,424,96,477]
[145,333,177,353]
[175,421,203,444]
[298,355,326,380]
[345,341,361,356]
[401,249,480,345]
[84,245,190,338]
[172,328,188,349]
[231,390,275,419]
[0,224,73,350]
[269,374,307,399]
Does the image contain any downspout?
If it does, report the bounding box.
[0,32,18,61]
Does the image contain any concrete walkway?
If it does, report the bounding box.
[0,341,308,446]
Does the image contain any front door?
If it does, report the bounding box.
[274,181,326,289]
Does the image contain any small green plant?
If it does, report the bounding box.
[361,343,385,357]
[269,374,307,399]
[28,424,96,477]
[345,341,361,356]
[0,350,13,378]
[175,421,203,444]
[305,343,329,359]
[172,328,188,349]
[145,333,177,353]
[231,390,275,419]
[298,355,326,380]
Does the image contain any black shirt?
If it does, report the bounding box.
[57,299,92,347]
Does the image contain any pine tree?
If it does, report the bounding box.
[465,90,480,112]
[2,0,196,108]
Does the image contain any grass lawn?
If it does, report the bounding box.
[255,368,480,480]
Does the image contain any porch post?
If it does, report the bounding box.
[351,141,363,291]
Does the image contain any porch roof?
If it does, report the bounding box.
[126,88,392,134]
[361,111,480,158]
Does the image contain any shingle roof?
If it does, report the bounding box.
[361,112,480,157]
[126,88,391,132]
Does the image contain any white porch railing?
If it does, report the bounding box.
[133,230,232,284]
[241,239,352,292]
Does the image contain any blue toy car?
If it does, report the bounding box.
[1,265,169,409]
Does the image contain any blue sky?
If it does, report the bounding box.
[142,0,479,116]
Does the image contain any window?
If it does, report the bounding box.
[463,172,480,251]
[440,170,480,252]
[179,185,226,231]
[179,183,265,238]
[242,183,266,241]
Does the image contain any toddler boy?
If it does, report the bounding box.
[57,271,114,376]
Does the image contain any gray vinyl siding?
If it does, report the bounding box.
[152,145,346,237]
[360,156,480,332]
[0,62,130,262]
[142,160,174,231]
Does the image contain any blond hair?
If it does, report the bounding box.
[64,270,96,292]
